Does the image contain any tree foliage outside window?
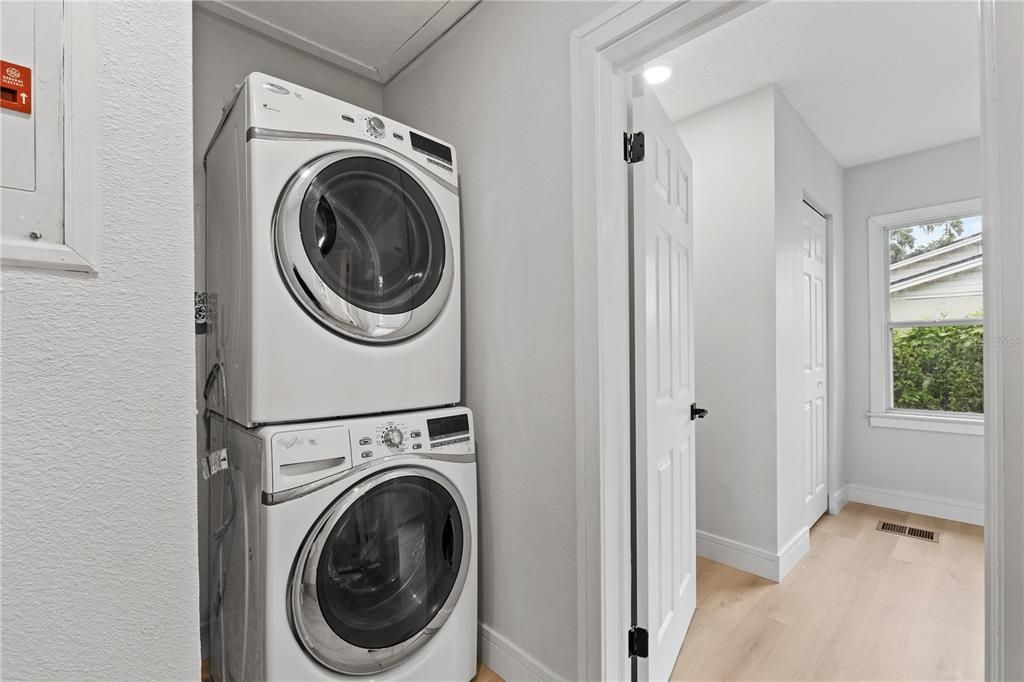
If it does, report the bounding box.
[889,219,965,263]
[891,323,984,413]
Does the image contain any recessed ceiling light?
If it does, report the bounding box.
[643,65,673,85]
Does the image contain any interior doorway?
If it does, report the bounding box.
[570,1,1011,680]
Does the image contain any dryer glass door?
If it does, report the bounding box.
[290,468,469,674]
[276,152,454,342]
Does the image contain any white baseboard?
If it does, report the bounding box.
[478,623,563,682]
[829,485,849,515]
[846,483,984,526]
[777,527,811,581]
[696,527,809,583]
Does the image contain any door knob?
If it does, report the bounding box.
[690,403,709,421]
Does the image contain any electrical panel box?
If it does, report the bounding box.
[1,1,64,247]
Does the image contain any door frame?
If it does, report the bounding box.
[569,2,1014,680]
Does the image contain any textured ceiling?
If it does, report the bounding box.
[200,1,478,82]
[650,1,980,168]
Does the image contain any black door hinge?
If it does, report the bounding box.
[624,131,645,163]
[628,626,649,658]
[691,402,709,421]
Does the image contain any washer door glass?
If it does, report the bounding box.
[301,156,446,316]
[291,469,469,674]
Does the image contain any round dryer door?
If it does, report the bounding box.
[275,151,454,342]
[289,467,470,675]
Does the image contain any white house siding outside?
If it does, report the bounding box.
[890,233,983,321]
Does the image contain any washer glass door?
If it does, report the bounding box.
[290,468,469,674]
[276,152,453,342]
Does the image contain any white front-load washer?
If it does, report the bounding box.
[204,73,461,426]
[208,406,478,681]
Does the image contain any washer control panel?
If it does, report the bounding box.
[349,407,474,463]
[263,407,474,493]
[365,115,386,139]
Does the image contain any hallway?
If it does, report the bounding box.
[671,503,984,680]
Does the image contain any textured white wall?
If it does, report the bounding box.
[773,91,844,547]
[676,88,780,552]
[383,3,609,678]
[1,2,199,678]
[192,6,383,641]
[843,139,984,505]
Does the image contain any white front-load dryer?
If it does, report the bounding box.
[204,73,461,426]
[208,406,478,681]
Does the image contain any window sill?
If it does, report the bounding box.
[867,411,984,436]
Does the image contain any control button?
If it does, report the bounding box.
[262,82,290,95]
[366,116,386,139]
[361,451,373,459]
[410,430,422,438]
[412,443,422,450]
[435,436,470,447]
[358,437,372,446]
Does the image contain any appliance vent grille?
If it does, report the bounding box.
[876,520,939,543]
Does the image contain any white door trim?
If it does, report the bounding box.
[571,2,1013,680]
[570,4,762,680]
[979,0,1021,678]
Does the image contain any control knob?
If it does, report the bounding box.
[382,426,404,449]
[366,116,386,139]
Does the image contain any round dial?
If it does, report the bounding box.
[382,426,404,448]
[366,116,386,139]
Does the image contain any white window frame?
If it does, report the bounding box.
[1,1,99,273]
[867,197,984,435]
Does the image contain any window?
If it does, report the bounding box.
[867,199,984,434]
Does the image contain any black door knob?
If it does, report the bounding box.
[690,403,709,421]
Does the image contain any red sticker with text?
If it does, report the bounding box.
[1,61,32,114]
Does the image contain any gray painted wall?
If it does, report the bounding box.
[773,90,845,547]
[676,86,844,555]
[384,3,610,678]
[192,6,383,640]
[843,139,984,505]
[676,88,780,552]
[1,2,199,677]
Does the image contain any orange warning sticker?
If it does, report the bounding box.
[1,61,32,114]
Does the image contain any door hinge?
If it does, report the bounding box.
[628,626,649,658]
[624,131,645,164]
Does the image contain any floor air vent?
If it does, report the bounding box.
[876,520,939,543]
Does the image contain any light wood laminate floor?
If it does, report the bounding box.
[671,502,984,680]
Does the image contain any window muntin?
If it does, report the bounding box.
[885,213,983,415]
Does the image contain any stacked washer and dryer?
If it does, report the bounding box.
[203,73,476,682]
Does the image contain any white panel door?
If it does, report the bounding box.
[631,79,696,682]
[801,201,828,526]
